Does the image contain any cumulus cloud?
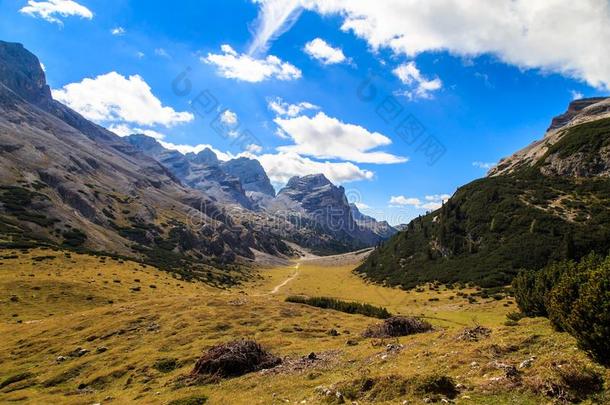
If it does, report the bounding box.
[20,0,92,24]
[304,38,347,65]
[267,97,319,117]
[570,90,584,100]
[389,196,421,206]
[302,0,610,90]
[52,72,194,128]
[256,151,374,185]
[390,194,449,210]
[108,124,166,140]
[111,26,125,36]
[274,112,407,164]
[248,0,303,56]
[393,62,442,100]
[472,161,496,170]
[203,44,301,82]
[246,144,263,153]
[220,109,238,125]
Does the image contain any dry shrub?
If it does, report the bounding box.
[192,340,281,379]
[457,325,492,341]
[414,374,459,399]
[362,316,432,338]
[524,360,604,403]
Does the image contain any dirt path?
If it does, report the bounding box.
[270,262,300,294]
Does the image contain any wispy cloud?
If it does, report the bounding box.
[111,26,125,36]
[20,0,93,25]
[472,161,496,170]
[304,38,347,65]
[389,194,450,210]
[248,0,303,56]
[203,44,301,82]
[393,62,442,100]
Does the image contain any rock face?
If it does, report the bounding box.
[0,40,291,273]
[263,174,381,253]
[126,136,384,254]
[489,97,610,177]
[220,158,276,197]
[349,203,398,240]
[125,135,253,208]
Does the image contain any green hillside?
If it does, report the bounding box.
[357,119,610,288]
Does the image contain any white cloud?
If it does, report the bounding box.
[154,48,170,58]
[220,109,238,125]
[52,72,194,128]
[472,161,496,170]
[304,38,347,65]
[274,112,407,164]
[40,62,46,72]
[107,124,166,140]
[267,97,319,117]
[570,90,584,100]
[389,196,421,206]
[420,202,443,211]
[203,44,301,82]
[390,194,449,210]
[256,151,374,185]
[354,202,370,210]
[303,0,610,90]
[20,0,92,25]
[393,62,442,100]
[248,0,303,56]
[111,26,125,36]
[425,194,451,202]
[135,51,145,59]
[246,144,263,153]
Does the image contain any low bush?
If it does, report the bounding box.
[192,340,281,379]
[514,253,610,366]
[167,396,208,405]
[362,316,432,338]
[286,296,391,319]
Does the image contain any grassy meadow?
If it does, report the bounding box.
[0,248,608,404]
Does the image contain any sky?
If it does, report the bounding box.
[1,0,609,225]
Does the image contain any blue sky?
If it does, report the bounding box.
[1,0,609,225]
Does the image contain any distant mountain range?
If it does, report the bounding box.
[358,97,610,288]
[0,40,394,274]
[126,135,396,254]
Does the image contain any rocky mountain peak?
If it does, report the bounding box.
[284,174,332,191]
[189,148,220,166]
[489,97,610,177]
[548,97,609,131]
[220,157,275,197]
[0,40,52,105]
[125,134,167,155]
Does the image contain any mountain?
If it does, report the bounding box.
[125,135,253,208]
[126,136,384,254]
[220,158,276,197]
[0,40,290,278]
[357,98,610,288]
[259,174,381,254]
[349,203,398,239]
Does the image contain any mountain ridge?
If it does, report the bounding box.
[358,97,610,288]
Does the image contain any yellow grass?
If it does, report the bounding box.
[0,248,607,404]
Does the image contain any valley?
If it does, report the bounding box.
[1,247,607,404]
